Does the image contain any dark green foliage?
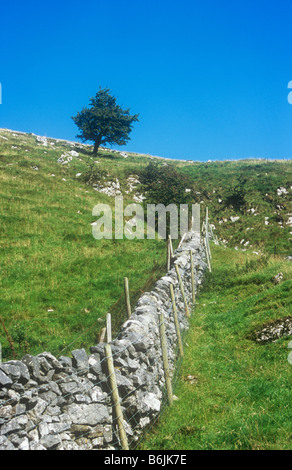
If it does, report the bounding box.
[139,162,194,206]
[72,87,139,155]
[82,164,108,186]
[224,175,247,212]
[138,162,194,237]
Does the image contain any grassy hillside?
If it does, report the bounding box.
[140,244,292,450]
[180,159,292,257]
[0,129,167,360]
[0,127,291,365]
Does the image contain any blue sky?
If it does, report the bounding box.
[1,0,292,161]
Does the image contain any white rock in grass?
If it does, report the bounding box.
[277,187,288,196]
[36,136,48,146]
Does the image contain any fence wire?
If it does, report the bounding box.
[0,233,207,451]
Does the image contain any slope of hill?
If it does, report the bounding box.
[0,129,167,360]
[180,159,292,257]
[140,243,292,450]
[0,128,291,363]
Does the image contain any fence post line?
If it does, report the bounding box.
[178,232,187,250]
[158,313,173,405]
[99,327,106,343]
[205,207,212,260]
[190,250,196,305]
[104,343,129,450]
[206,228,212,260]
[169,284,184,357]
[205,206,209,233]
[175,264,190,317]
[206,229,212,260]
[106,313,112,343]
[167,237,171,272]
[204,237,212,272]
[124,277,131,319]
[209,223,215,240]
[168,234,174,258]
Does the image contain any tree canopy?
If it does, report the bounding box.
[72,87,139,155]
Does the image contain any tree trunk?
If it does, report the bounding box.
[93,136,102,155]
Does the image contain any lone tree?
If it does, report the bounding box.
[72,87,139,155]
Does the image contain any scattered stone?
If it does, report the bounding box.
[93,178,121,197]
[36,136,48,146]
[252,317,292,344]
[277,187,288,196]
[272,272,283,285]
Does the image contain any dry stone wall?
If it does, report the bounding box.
[0,231,206,450]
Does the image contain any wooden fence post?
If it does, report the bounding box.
[167,237,171,272]
[177,232,186,250]
[124,277,131,319]
[99,327,106,343]
[158,313,173,405]
[175,264,190,317]
[190,250,196,305]
[106,313,112,343]
[204,237,212,272]
[169,284,184,357]
[168,234,174,258]
[205,206,209,233]
[205,207,212,260]
[206,231,212,260]
[104,343,129,450]
[206,223,212,259]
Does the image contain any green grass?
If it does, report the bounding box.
[0,130,292,449]
[140,244,292,450]
[1,128,291,449]
[180,159,292,256]
[0,130,167,360]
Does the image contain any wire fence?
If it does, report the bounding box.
[0,222,212,451]
[0,303,192,450]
